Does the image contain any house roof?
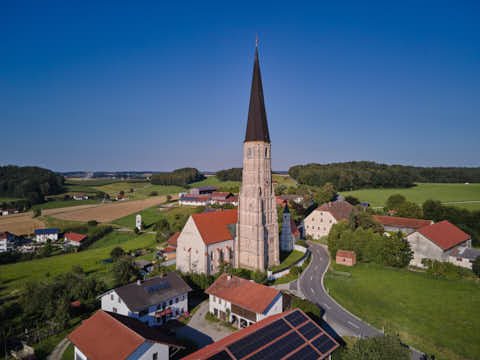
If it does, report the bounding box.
[34,228,59,235]
[167,232,180,247]
[290,218,300,237]
[212,192,232,198]
[181,309,339,360]
[372,215,432,230]
[316,201,355,222]
[0,232,14,240]
[195,187,217,191]
[112,272,191,312]
[191,209,238,245]
[65,232,87,243]
[205,273,280,314]
[181,195,211,202]
[417,220,471,250]
[164,246,177,254]
[245,47,270,143]
[68,310,183,360]
[336,250,356,259]
[450,247,480,261]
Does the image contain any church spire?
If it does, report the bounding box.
[245,45,271,143]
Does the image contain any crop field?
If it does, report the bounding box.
[93,182,183,200]
[0,232,157,298]
[340,182,480,209]
[0,212,45,235]
[325,263,480,360]
[50,197,168,223]
[190,176,240,189]
[32,199,100,211]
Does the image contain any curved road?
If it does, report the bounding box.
[299,242,423,359]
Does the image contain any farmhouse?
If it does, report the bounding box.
[176,209,237,275]
[34,228,59,243]
[405,220,472,268]
[448,246,480,269]
[206,273,283,328]
[304,201,355,239]
[181,308,339,360]
[190,186,216,195]
[68,310,184,360]
[210,192,239,206]
[372,215,433,235]
[276,194,303,206]
[0,232,18,252]
[179,195,212,206]
[100,273,191,327]
[336,250,356,266]
[73,194,89,200]
[64,232,87,247]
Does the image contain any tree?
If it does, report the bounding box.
[87,220,98,227]
[472,256,480,277]
[166,195,172,202]
[33,208,41,218]
[275,184,287,196]
[110,246,125,261]
[345,196,360,206]
[112,258,140,286]
[342,335,410,360]
[395,201,422,219]
[71,265,85,277]
[313,183,336,205]
[351,212,384,233]
[119,190,125,196]
[382,233,413,268]
[155,218,171,242]
[386,194,406,210]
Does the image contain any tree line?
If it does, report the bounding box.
[289,161,480,190]
[0,165,65,204]
[150,167,205,187]
[216,168,242,181]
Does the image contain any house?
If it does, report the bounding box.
[100,272,191,327]
[276,194,303,206]
[64,232,87,247]
[116,195,129,201]
[135,259,154,275]
[405,220,472,268]
[448,246,480,269]
[68,310,185,360]
[163,232,179,261]
[210,192,239,206]
[336,250,356,266]
[190,186,216,195]
[34,228,59,243]
[206,273,283,328]
[181,308,339,360]
[0,232,17,252]
[179,195,212,206]
[304,201,355,239]
[176,209,237,275]
[372,215,433,235]
[73,194,89,200]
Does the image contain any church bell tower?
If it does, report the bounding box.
[235,45,280,270]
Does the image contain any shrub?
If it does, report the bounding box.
[87,220,98,227]
[421,258,474,279]
[290,266,302,276]
[33,208,41,218]
[110,247,125,261]
[149,191,158,196]
[473,256,480,278]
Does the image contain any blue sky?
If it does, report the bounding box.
[1,1,479,172]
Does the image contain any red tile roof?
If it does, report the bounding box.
[164,246,177,253]
[181,309,339,360]
[205,273,280,314]
[65,232,87,243]
[316,201,355,221]
[192,209,237,245]
[336,250,356,259]
[417,220,471,250]
[167,232,180,247]
[372,215,432,230]
[290,218,300,237]
[68,310,182,360]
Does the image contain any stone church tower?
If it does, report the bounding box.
[235,46,280,270]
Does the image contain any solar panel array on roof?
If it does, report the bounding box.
[285,345,321,360]
[312,335,336,355]
[247,331,304,360]
[227,319,291,359]
[298,322,321,340]
[285,310,308,327]
[207,350,232,360]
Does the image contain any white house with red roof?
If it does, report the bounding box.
[304,201,355,239]
[176,209,237,275]
[405,220,472,267]
[372,215,433,235]
[206,273,283,328]
[64,232,87,247]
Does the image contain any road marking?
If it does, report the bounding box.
[348,321,360,329]
[311,288,315,294]
[323,303,331,310]
[310,276,313,281]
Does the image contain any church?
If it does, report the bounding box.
[176,45,281,275]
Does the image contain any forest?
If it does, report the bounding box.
[150,167,205,187]
[216,167,242,181]
[0,165,64,204]
[289,162,480,191]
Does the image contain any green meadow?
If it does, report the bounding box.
[340,182,480,209]
[324,263,480,360]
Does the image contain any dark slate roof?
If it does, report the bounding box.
[245,47,271,143]
[114,272,192,312]
[34,228,59,235]
[284,202,290,214]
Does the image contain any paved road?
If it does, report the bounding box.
[47,337,70,360]
[299,242,424,359]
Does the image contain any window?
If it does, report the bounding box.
[265,148,268,157]
[169,299,173,305]
[247,148,252,158]
[110,294,114,301]
[118,297,121,303]
[112,307,117,313]
[153,353,158,360]
[175,297,179,304]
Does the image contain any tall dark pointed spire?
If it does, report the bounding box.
[245,46,271,143]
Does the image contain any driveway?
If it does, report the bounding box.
[175,301,234,347]
[299,242,423,359]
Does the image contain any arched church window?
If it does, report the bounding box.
[265,148,268,158]
[247,148,252,159]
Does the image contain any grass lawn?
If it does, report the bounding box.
[324,263,480,360]
[340,182,480,209]
[88,230,137,249]
[273,174,297,187]
[62,343,74,360]
[0,197,23,202]
[0,233,157,298]
[190,176,240,189]
[33,199,100,211]
[269,250,304,272]
[93,182,183,200]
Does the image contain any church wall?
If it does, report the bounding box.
[176,217,207,274]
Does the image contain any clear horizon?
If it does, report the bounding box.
[1,1,479,172]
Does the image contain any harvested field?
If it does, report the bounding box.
[0,212,45,235]
[51,196,172,223]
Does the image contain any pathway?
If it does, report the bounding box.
[47,337,70,360]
